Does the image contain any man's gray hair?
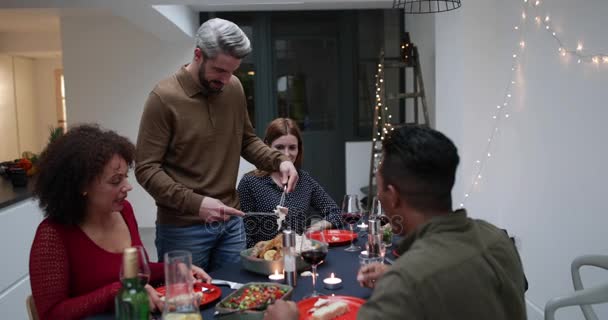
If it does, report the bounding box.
[195,18,251,59]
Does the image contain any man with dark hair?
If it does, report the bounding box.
[265,125,527,320]
[354,124,527,319]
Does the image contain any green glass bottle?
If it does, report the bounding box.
[115,247,150,320]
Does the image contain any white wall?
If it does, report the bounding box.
[60,14,192,227]
[34,57,62,151]
[345,141,371,200]
[405,13,435,127]
[60,14,257,228]
[13,56,38,155]
[152,5,198,37]
[427,0,608,319]
[0,55,19,161]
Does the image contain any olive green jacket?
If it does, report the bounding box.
[357,210,527,320]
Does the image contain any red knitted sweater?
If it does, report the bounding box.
[29,200,163,320]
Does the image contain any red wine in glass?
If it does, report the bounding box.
[341,194,362,252]
[302,231,328,298]
[301,250,327,265]
[341,212,362,225]
[379,215,390,226]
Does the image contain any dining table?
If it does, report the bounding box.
[88,230,400,319]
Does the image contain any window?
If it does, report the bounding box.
[202,10,403,139]
[54,69,67,132]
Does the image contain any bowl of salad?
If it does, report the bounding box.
[215,282,293,319]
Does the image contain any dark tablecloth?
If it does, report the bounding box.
[89,233,399,319]
[199,242,373,318]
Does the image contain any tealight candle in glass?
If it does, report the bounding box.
[268,269,284,283]
[323,273,342,290]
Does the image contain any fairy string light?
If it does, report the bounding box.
[371,51,396,173]
[370,52,386,180]
[459,0,608,208]
[529,0,608,64]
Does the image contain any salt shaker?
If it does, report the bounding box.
[282,229,297,287]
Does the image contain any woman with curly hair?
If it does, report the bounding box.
[28,124,210,320]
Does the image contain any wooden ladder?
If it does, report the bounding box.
[365,46,429,209]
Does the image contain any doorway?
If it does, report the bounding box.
[270,12,343,202]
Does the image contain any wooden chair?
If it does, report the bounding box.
[544,255,608,320]
[26,295,39,320]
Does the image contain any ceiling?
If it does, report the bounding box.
[0,9,60,33]
[0,0,396,57]
[185,0,393,11]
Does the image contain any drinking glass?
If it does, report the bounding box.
[370,197,383,219]
[358,253,385,266]
[119,245,151,287]
[341,194,362,252]
[370,197,393,247]
[300,230,328,298]
[162,250,201,320]
[365,238,387,258]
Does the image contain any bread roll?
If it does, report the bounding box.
[310,301,349,320]
[260,239,278,258]
[252,233,285,259]
[250,240,268,258]
[272,249,283,261]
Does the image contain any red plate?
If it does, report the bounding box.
[297,295,365,320]
[155,282,221,307]
[392,248,400,257]
[309,230,357,246]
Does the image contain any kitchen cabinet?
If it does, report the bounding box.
[0,198,42,319]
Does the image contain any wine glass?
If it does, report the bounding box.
[119,245,151,286]
[300,230,328,298]
[341,194,362,252]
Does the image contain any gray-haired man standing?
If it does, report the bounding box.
[135,18,298,270]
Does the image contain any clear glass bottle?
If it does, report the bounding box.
[115,247,150,320]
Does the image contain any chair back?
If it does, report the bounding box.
[26,295,39,320]
[544,255,608,320]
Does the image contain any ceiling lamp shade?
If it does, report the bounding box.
[393,0,462,13]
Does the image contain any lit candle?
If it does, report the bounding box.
[268,269,284,282]
[323,273,343,290]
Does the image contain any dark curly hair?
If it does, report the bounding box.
[34,124,135,225]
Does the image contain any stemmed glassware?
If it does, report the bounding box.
[300,230,328,298]
[341,194,362,252]
[119,245,151,287]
